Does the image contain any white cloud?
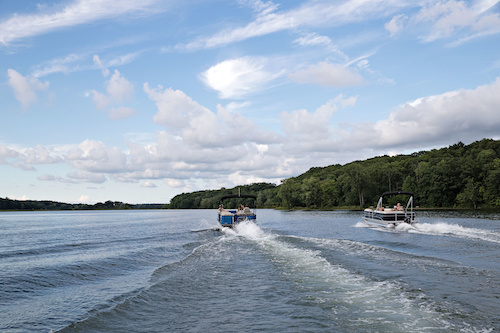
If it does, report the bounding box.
[91,69,135,119]
[346,77,500,149]
[179,0,409,51]
[3,73,499,197]
[385,14,408,36]
[67,170,107,184]
[23,145,62,165]
[145,84,278,148]
[280,95,357,154]
[237,0,280,17]
[412,0,500,44]
[93,70,134,107]
[65,139,128,173]
[201,57,283,99]
[31,53,84,77]
[0,144,21,164]
[93,54,110,77]
[0,0,164,45]
[289,61,364,86]
[145,83,213,132]
[141,181,157,188]
[78,195,91,203]
[293,32,332,47]
[7,69,49,108]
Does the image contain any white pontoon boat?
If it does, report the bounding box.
[363,191,418,227]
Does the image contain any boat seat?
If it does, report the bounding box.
[220,211,234,216]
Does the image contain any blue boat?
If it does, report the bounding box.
[217,194,257,228]
[363,191,418,227]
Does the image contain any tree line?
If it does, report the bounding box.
[169,139,500,209]
[0,198,166,211]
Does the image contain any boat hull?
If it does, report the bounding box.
[363,209,417,227]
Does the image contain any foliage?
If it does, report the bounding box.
[169,183,278,209]
[169,139,500,209]
[0,198,165,211]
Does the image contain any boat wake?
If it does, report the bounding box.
[355,220,500,244]
[222,222,452,332]
[410,222,500,244]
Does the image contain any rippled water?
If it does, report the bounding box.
[0,209,498,332]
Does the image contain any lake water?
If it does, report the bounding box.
[1,209,499,332]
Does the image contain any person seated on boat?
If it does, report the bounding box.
[236,204,244,214]
[218,204,227,212]
[396,203,403,211]
[243,205,252,214]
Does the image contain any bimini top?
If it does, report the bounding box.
[220,194,257,201]
[380,191,414,198]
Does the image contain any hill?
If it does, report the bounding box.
[169,139,500,209]
[0,198,166,211]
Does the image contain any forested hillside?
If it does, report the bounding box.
[169,139,500,209]
[0,198,165,211]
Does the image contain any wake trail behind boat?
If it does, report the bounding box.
[410,222,500,244]
[355,220,500,244]
[225,221,451,332]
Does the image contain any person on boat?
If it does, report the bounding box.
[243,205,252,214]
[237,204,244,214]
[218,204,227,212]
[396,203,403,211]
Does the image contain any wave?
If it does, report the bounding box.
[355,220,500,244]
[55,221,497,333]
[223,222,452,332]
[409,222,500,244]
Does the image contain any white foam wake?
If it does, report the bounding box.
[229,222,448,331]
[410,222,500,244]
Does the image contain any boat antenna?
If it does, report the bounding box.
[238,188,240,197]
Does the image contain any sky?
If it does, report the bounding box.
[1,0,500,204]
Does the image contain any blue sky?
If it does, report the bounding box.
[1,0,500,204]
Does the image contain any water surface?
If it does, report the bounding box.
[0,209,498,332]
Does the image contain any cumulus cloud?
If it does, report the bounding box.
[7,69,49,108]
[3,77,500,195]
[345,77,500,149]
[141,181,157,188]
[280,94,357,154]
[90,69,135,119]
[145,83,279,150]
[289,61,364,86]
[65,139,127,173]
[78,195,91,203]
[92,70,134,108]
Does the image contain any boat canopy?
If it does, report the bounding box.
[380,191,414,198]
